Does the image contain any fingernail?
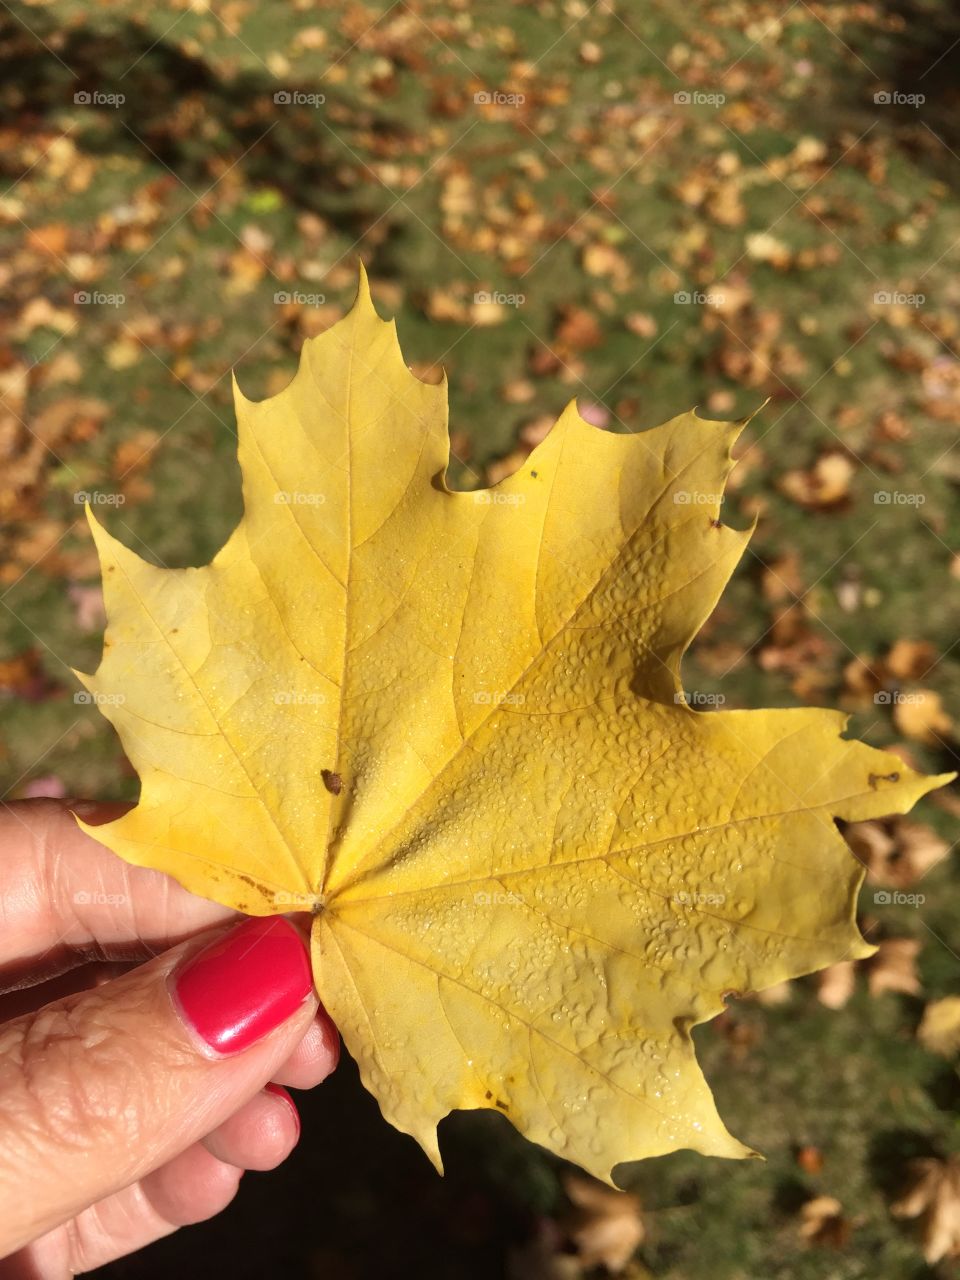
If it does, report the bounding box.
[171,917,313,1054]
[264,1082,301,1142]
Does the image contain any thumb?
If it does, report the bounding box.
[0,916,317,1255]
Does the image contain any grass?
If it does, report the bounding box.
[1,0,958,1274]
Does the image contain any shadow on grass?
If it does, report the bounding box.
[0,4,407,236]
[102,1052,555,1279]
[875,0,960,162]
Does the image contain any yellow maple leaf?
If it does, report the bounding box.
[74,268,953,1185]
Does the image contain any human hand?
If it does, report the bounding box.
[0,798,339,1276]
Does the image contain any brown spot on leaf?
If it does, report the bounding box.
[235,872,272,902]
[322,769,342,795]
[869,771,900,789]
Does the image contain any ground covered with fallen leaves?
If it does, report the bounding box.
[1,1,959,1277]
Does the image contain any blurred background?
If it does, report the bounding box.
[1,0,959,1275]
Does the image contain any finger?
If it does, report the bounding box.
[0,915,319,1257]
[0,959,134,1022]
[5,1144,242,1278]
[0,799,234,987]
[270,1006,340,1089]
[202,1083,300,1170]
[0,970,341,1093]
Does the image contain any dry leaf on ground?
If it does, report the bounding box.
[562,1174,645,1272]
[844,817,950,887]
[917,997,960,1058]
[798,1195,850,1247]
[893,689,954,746]
[867,938,923,997]
[817,961,857,1010]
[891,1157,960,1263]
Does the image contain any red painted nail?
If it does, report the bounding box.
[171,917,313,1054]
[264,1082,301,1142]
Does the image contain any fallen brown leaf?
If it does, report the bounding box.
[561,1174,645,1274]
[886,639,938,681]
[779,451,855,509]
[891,1157,960,1263]
[893,689,953,746]
[554,305,603,351]
[817,961,856,1010]
[844,817,949,887]
[917,997,960,1058]
[796,1145,824,1175]
[867,938,922,997]
[798,1195,850,1247]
